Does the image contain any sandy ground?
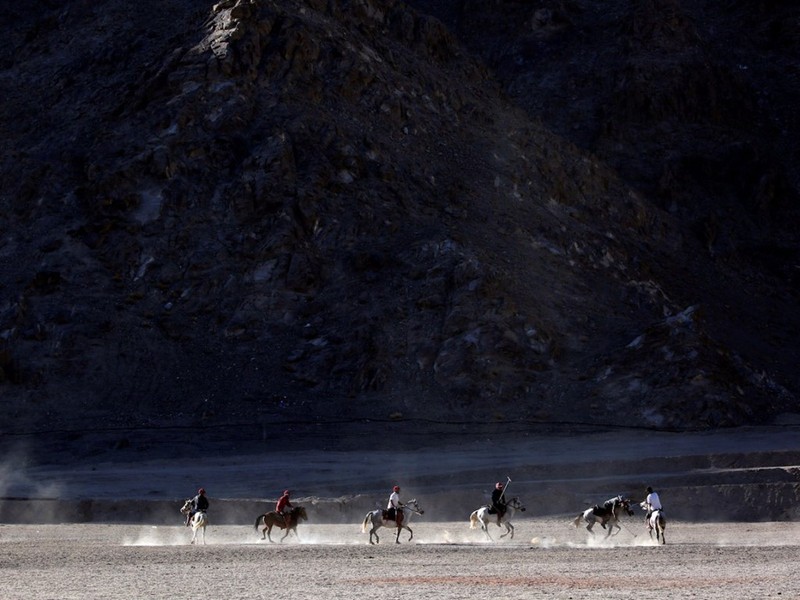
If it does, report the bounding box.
[3,518,800,599]
[3,426,800,598]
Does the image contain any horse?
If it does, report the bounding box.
[640,502,667,544]
[469,496,526,540]
[572,495,634,537]
[360,498,424,544]
[180,499,208,545]
[254,506,308,542]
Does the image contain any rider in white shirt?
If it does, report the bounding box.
[387,485,402,524]
[644,486,662,523]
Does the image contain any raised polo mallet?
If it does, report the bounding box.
[498,476,512,503]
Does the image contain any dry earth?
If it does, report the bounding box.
[2,519,800,599]
[3,427,800,598]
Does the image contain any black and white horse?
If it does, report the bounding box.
[361,499,424,544]
[180,499,208,545]
[572,495,633,537]
[469,496,526,540]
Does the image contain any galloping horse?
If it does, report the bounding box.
[361,499,424,544]
[180,499,208,545]
[572,495,634,537]
[254,506,308,542]
[641,502,667,544]
[469,496,526,540]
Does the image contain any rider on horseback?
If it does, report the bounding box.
[276,489,293,527]
[387,485,403,525]
[491,482,507,526]
[643,486,663,526]
[186,487,209,526]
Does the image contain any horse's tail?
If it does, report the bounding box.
[469,510,479,529]
[361,512,372,533]
[254,514,264,530]
[572,513,583,528]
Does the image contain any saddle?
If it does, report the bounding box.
[382,508,403,524]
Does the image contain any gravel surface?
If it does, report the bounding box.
[3,518,799,599]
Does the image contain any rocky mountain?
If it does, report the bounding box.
[1,0,798,440]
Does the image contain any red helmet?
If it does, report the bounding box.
[198,488,206,494]
[495,482,503,490]
[393,485,400,492]
[283,490,290,496]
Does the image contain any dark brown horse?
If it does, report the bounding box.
[254,506,308,542]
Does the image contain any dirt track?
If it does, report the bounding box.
[3,518,799,599]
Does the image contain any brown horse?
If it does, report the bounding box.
[254,506,308,542]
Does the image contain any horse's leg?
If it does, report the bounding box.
[613,519,624,537]
[406,525,413,542]
[369,524,379,545]
[395,525,401,544]
[500,522,514,539]
[266,524,274,543]
[482,517,493,540]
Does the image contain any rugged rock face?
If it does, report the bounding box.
[0,0,798,437]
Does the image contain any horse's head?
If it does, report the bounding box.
[180,499,192,515]
[616,496,634,517]
[508,497,526,512]
[405,499,424,515]
[294,506,308,521]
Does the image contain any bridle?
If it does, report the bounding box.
[403,499,424,515]
[507,497,526,511]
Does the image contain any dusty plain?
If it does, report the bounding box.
[3,425,800,599]
[2,518,800,600]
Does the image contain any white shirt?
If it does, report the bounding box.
[388,491,400,510]
[646,491,662,510]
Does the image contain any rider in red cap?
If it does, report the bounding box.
[491,482,507,526]
[387,485,403,525]
[276,489,293,527]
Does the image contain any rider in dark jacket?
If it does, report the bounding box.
[491,482,507,526]
[186,488,209,526]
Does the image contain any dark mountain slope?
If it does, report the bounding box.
[0,0,797,441]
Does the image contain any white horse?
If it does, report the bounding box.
[572,495,633,537]
[180,499,208,545]
[361,498,424,544]
[640,501,667,544]
[469,496,526,540]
